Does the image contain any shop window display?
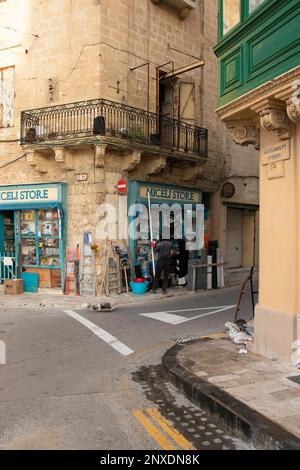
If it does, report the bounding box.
[3,212,15,256]
[38,209,59,237]
[21,238,37,266]
[38,238,60,267]
[17,208,61,269]
[21,210,36,236]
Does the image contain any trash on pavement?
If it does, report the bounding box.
[238,348,248,354]
[225,321,253,346]
[88,302,114,312]
[174,336,196,344]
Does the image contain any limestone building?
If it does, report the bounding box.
[0,0,258,291]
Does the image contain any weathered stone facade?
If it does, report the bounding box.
[0,0,259,274]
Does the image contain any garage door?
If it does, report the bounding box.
[226,208,243,268]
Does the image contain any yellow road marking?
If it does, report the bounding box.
[146,407,196,450]
[133,409,177,450]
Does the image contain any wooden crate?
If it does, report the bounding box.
[25,268,52,288]
[51,269,62,288]
[4,279,24,295]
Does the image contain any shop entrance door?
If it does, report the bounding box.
[226,208,243,268]
[0,210,17,283]
[0,211,15,257]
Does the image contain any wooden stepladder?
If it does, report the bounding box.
[80,232,96,296]
[98,241,121,297]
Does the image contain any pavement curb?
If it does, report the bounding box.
[162,339,300,450]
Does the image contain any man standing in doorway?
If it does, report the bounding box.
[151,239,177,294]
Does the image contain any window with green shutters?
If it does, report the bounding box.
[219,0,267,38]
[249,0,265,13]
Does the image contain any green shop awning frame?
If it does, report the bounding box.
[0,182,68,282]
[128,181,203,266]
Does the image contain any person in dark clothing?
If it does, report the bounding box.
[152,239,177,294]
[177,239,189,279]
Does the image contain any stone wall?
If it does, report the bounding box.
[0,0,259,259]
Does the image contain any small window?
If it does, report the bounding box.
[0,67,15,128]
[249,0,265,13]
[223,0,241,35]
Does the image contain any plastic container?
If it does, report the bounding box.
[130,280,149,294]
[141,260,150,278]
[20,272,38,293]
[133,278,146,283]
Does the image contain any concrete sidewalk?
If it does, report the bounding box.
[163,335,300,450]
[0,268,256,310]
[0,285,196,310]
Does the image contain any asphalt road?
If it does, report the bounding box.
[0,286,255,450]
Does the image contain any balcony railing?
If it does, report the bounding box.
[21,98,208,159]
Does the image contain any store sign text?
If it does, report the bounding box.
[140,187,200,203]
[0,187,58,204]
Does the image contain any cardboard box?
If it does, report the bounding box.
[4,279,24,295]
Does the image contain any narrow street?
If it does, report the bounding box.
[0,286,254,450]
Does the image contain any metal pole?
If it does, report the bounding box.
[147,190,156,277]
[130,62,150,113]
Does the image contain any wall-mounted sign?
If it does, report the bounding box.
[3,257,13,267]
[140,186,201,203]
[117,180,127,194]
[0,187,58,205]
[262,141,290,165]
[77,173,88,182]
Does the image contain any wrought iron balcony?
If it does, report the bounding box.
[20,98,208,160]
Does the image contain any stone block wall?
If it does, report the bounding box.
[0,0,259,259]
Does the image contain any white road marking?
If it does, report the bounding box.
[63,310,134,356]
[140,305,236,325]
[180,305,236,323]
[151,305,237,315]
[140,311,187,325]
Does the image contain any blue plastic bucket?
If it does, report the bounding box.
[130,280,149,295]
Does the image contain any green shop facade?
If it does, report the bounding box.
[0,182,67,289]
[128,181,204,269]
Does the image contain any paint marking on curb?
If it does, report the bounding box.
[145,407,196,450]
[133,409,177,450]
[63,310,134,356]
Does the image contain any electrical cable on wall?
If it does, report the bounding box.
[0,25,39,38]
[0,153,27,170]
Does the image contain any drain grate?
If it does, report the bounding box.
[287,375,300,385]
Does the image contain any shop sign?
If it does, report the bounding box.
[3,257,13,266]
[140,186,200,203]
[0,187,58,205]
[262,141,290,165]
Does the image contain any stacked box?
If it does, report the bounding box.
[4,279,24,295]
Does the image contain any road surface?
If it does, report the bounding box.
[0,286,255,450]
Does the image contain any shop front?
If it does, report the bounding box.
[128,181,204,282]
[0,183,67,289]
